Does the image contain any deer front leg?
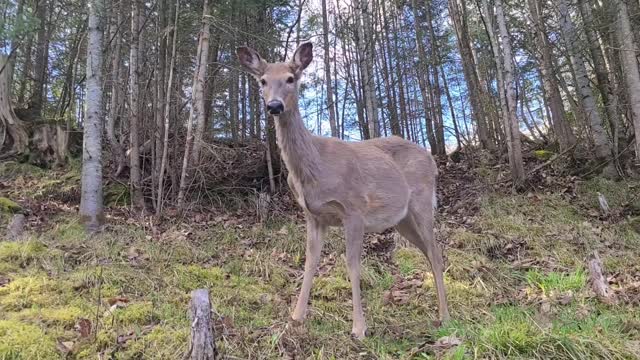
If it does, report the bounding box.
[291,216,325,323]
[344,215,366,339]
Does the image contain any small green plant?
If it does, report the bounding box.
[525,269,587,295]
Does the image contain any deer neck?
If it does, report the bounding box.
[274,103,321,184]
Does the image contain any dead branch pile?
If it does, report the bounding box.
[191,139,275,194]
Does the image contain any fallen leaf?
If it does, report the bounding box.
[74,318,92,338]
[104,297,129,317]
[107,296,130,306]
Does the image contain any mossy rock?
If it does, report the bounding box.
[534,150,554,161]
[0,197,22,214]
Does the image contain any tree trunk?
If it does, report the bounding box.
[448,0,493,149]
[0,56,28,154]
[480,0,508,137]
[411,0,437,151]
[80,0,104,232]
[108,0,126,177]
[129,0,144,210]
[29,0,50,117]
[527,0,576,151]
[613,0,640,163]
[426,3,446,155]
[578,0,624,156]
[178,0,211,208]
[558,0,616,177]
[495,0,525,186]
[353,0,378,138]
[156,0,179,213]
[191,0,211,163]
[321,0,338,137]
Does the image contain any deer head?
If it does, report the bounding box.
[236,43,313,115]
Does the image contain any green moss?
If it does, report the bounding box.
[0,320,59,359]
[0,197,22,214]
[117,326,189,360]
[11,306,85,327]
[534,150,554,161]
[0,241,47,268]
[110,302,155,326]
[0,274,73,311]
[174,265,225,291]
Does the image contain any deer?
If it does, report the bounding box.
[236,42,449,339]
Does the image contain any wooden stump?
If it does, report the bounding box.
[6,214,26,240]
[184,289,217,360]
[588,252,615,304]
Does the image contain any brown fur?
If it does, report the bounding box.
[237,43,449,339]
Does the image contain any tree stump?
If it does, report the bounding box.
[588,252,615,304]
[6,214,26,240]
[184,289,217,360]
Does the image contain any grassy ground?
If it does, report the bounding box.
[1,161,639,359]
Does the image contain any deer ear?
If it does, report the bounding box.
[291,42,313,74]
[236,46,267,77]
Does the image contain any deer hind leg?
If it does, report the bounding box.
[291,215,326,323]
[395,204,450,322]
[344,215,367,339]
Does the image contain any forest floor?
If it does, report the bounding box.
[1,158,640,359]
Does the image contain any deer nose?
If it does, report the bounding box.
[266,100,284,115]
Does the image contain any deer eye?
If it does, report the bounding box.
[260,79,267,86]
[286,76,295,84]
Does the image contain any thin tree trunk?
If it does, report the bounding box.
[178,0,211,208]
[527,0,576,150]
[29,0,49,116]
[129,0,144,210]
[411,0,437,150]
[578,0,623,156]
[448,0,493,149]
[80,0,104,232]
[495,0,524,185]
[613,0,640,162]
[441,68,461,149]
[156,0,179,213]
[108,0,126,177]
[558,0,615,176]
[353,0,378,138]
[191,0,211,164]
[321,0,338,137]
[426,3,446,155]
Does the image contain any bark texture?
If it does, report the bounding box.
[80,0,105,232]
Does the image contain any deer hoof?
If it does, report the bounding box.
[288,316,305,327]
[350,326,367,340]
